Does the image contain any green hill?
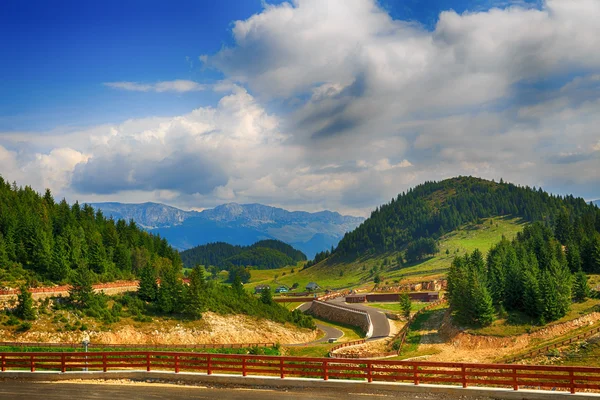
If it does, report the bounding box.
[0,177,181,285]
[331,176,598,262]
[180,240,306,270]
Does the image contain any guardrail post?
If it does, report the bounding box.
[30,355,35,372]
[174,355,179,373]
[207,355,212,375]
[1,354,5,372]
[367,362,373,383]
[323,361,328,381]
[146,353,151,372]
[103,354,107,372]
[512,367,518,391]
[280,359,285,379]
[413,364,419,385]
[570,370,575,394]
[242,356,247,377]
[461,366,467,388]
[61,353,66,373]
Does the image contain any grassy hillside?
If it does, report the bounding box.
[249,216,525,291]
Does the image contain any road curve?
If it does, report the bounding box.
[329,297,390,340]
[285,302,344,346]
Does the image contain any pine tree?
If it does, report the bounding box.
[399,293,411,319]
[260,287,273,305]
[157,265,184,314]
[137,265,158,302]
[232,274,244,294]
[573,270,590,302]
[471,275,495,326]
[15,284,36,320]
[69,267,95,308]
[49,235,70,282]
[185,266,206,319]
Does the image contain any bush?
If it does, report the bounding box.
[17,322,32,332]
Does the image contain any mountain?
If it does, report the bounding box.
[88,202,197,229]
[180,239,307,270]
[594,200,600,207]
[332,176,599,261]
[90,202,364,258]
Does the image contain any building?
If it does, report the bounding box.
[305,282,320,292]
[254,284,270,294]
[275,285,289,293]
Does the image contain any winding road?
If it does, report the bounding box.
[297,297,391,341]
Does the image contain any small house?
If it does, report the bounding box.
[254,284,270,294]
[305,282,320,292]
[275,285,289,293]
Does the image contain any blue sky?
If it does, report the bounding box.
[0,0,540,131]
[0,0,598,214]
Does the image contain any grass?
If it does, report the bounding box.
[262,216,525,292]
[368,302,429,314]
[467,298,600,337]
[392,304,449,360]
[282,343,337,358]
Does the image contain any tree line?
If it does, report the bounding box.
[447,215,600,326]
[180,240,306,270]
[0,177,181,285]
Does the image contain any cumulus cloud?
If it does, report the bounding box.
[2,0,600,214]
[104,80,208,93]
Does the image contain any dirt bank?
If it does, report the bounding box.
[0,312,318,346]
[418,311,600,363]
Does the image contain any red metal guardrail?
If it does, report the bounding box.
[2,351,600,394]
[0,281,139,296]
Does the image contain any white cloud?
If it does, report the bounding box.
[104,80,208,93]
[2,0,600,214]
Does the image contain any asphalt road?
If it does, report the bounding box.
[0,381,489,399]
[286,303,344,346]
[329,297,390,339]
[299,299,390,340]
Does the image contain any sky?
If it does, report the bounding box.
[0,0,599,216]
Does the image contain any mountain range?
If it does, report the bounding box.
[89,202,364,258]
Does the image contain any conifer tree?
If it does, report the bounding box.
[185,266,206,319]
[15,284,36,320]
[69,267,95,308]
[471,278,495,326]
[573,270,590,302]
[399,293,411,319]
[260,287,273,305]
[138,265,158,302]
[157,265,184,314]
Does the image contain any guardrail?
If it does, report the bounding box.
[0,281,139,296]
[2,351,600,394]
[503,324,600,363]
[0,342,276,350]
[392,299,447,355]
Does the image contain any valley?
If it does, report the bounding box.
[1,176,600,374]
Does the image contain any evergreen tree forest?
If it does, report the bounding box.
[0,177,181,285]
[180,240,306,270]
[448,216,600,326]
[333,176,600,259]
[136,265,315,329]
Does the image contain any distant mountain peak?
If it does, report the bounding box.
[89,201,365,258]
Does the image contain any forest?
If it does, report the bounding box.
[332,176,600,260]
[447,214,600,326]
[180,240,306,270]
[0,177,181,285]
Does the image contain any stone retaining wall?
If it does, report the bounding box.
[307,301,372,337]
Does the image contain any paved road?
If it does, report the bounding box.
[298,299,390,340]
[0,381,490,399]
[329,297,390,340]
[286,302,344,346]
